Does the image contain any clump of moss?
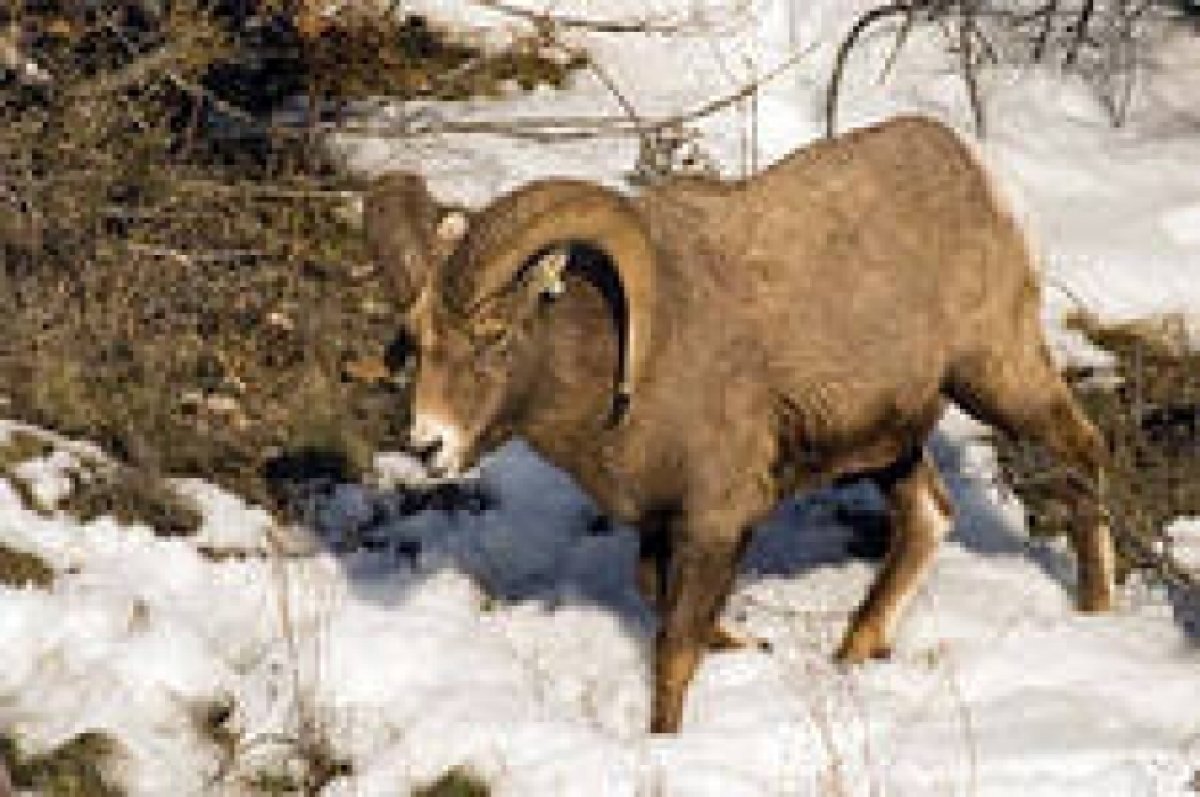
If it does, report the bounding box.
[414,767,491,797]
[0,731,123,797]
[995,312,1200,582]
[0,544,54,588]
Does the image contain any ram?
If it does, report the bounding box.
[366,115,1115,734]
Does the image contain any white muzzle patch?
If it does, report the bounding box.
[410,412,467,478]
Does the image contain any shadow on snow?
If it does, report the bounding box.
[295,429,1197,645]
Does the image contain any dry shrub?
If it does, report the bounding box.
[826,0,1197,135]
[0,2,579,521]
[60,460,202,536]
[995,312,1200,588]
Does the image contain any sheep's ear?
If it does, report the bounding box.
[364,173,444,309]
[435,210,469,245]
[529,248,569,300]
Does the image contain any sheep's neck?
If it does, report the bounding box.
[517,271,622,465]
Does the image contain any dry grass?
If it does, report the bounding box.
[191,692,354,795]
[0,426,202,535]
[994,312,1200,585]
[60,461,202,536]
[0,429,55,515]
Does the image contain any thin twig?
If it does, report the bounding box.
[470,0,751,36]
[587,58,643,127]
[1033,0,1059,61]
[336,42,817,144]
[826,2,912,138]
[879,3,921,83]
[958,2,987,134]
[1066,0,1098,65]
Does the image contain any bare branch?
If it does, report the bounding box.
[470,0,751,36]
[826,2,913,138]
[335,42,817,145]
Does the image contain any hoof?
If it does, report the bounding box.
[1076,588,1115,613]
[834,624,892,665]
[709,623,772,653]
[650,708,683,735]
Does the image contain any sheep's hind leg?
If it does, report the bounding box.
[836,450,952,664]
[1004,396,1115,612]
[948,345,1116,613]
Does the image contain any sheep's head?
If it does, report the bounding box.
[405,247,568,476]
[402,180,658,478]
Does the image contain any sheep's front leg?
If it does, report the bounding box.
[837,450,952,663]
[651,518,748,733]
[639,515,767,654]
[636,516,671,611]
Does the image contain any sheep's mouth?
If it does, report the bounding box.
[418,428,504,481]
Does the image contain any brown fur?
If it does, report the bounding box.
[367,115,1115,734]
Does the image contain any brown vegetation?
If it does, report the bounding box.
[996,312,1200,589]
[0,1,579,524]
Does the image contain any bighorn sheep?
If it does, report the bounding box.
[366,116,1115,734]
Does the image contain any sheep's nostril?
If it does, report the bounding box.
[407,416,462,476]
[406,435,443,466]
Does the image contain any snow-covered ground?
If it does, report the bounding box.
[2,1,1199,794]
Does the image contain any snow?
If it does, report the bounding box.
[3,1,1199,794]
[1169,519,1200,573]
[2,428,1197,793]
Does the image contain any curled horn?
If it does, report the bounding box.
[452,180,659,422]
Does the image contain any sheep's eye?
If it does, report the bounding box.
[386,328,419,372]
[478,328,511,354]
[469,318,510,350]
